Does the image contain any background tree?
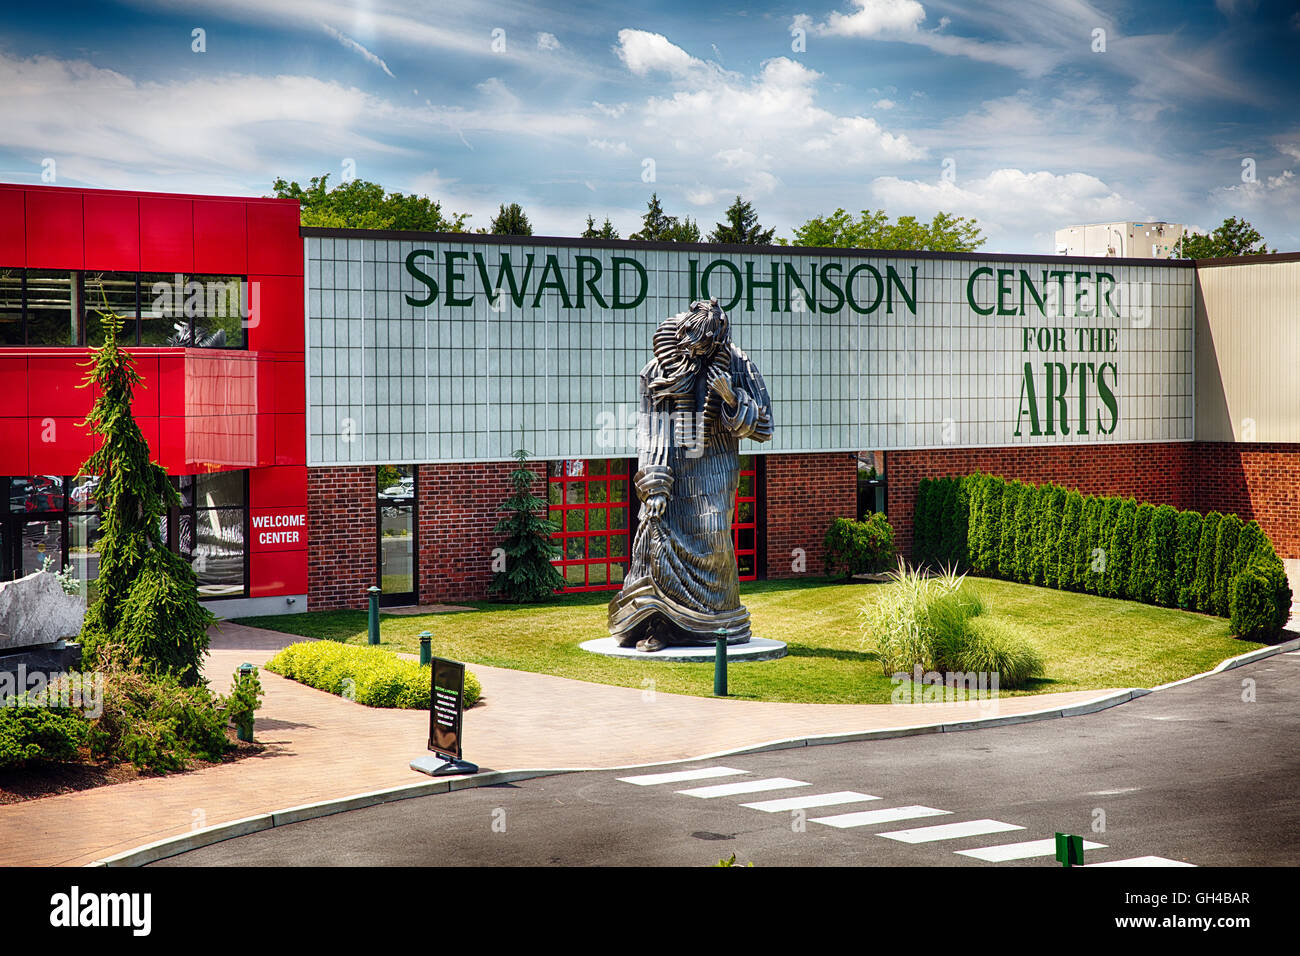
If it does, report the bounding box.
[488,202,533,236]
[1173,216,1273,258]
[581,215,620,239]
[630,193,702,242]
[78,312,214,686]
[789,208,984,252]
[709,195,776,244]
[270,174,468,231]
[489,446,566,603]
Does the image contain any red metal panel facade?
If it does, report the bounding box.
[0,182,307,601]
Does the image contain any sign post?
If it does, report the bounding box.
[410,657,479,777]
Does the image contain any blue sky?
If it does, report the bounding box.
[0,0,1296,252]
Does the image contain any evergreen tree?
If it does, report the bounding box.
[979,476,1004,576]
[1191,512,1223,612]
[1074,497,1102,594]
[1126,504,1155,602]
[1102,499,1136,598]
[1147,504,1180,607]
[78,313,214,685]
[489,202,533,236]
[1210,515,1243,616]
[630,193,701,242]
[580,215,620,239]
[997,482,1022,580]
[1011,486,1036,583]
[1055,490,1083,591]
[708,195,776,245]
[1172,510,1203,609]
[488,446,566,603]
[1038,486,1066,587]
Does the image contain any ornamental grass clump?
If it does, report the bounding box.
[860,563,1045,689]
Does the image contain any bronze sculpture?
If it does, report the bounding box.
[608,298,774,652]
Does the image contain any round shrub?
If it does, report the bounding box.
[824,514,897,577]
[0,705,89,769]
[1229,553,1291,641]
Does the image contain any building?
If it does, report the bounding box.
[1055,221,1188,259]
[2,182,1297,616]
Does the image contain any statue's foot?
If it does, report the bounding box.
[614,634,639,648]
[636,635,668,653]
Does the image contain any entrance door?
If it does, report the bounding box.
[377,465,417,606]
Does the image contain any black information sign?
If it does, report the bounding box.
[428,657,466,760]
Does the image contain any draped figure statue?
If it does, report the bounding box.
[608,298,774,653]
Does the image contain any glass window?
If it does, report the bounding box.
[547,458,633,593]
[25,271,80,345]
[189,274,245,349]
[176,470,248,598]
[140,272,187,345]
[0,269,23,346]
[68,475,101,513]
[83,272,139,346]
[9,476,65,513]
[68,512,102,603]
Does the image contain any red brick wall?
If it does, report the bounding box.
[416,460,543,604]
[1192,443,1300,559]
[764,452,859,578]
[307,466,376,610]
[886,443,1197,562]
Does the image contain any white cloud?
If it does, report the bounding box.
[813,0,925,37]
[871,168,1141,241]
[320,23,395,78]
[537,32,561,51]
[0,48,595,192]
[615,29,708,79]
[873,98,896,109]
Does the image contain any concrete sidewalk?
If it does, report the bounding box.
[0,622,1119,867]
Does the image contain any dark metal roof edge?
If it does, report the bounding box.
[1192,250,1300,267]
[299,226,1197,269]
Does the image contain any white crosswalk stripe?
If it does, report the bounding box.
[676,777,810,799]
[812,805,950,829]
[1086,856,1196,867]
[740,791,881,813]
[878,819,1025,844]
[957,838,1106,862]
[617,766,747,786]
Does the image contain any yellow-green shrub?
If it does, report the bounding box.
[265,641,481,709]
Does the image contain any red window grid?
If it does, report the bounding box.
[548,458,632,592]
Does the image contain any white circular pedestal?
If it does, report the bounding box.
[578,636,787,663]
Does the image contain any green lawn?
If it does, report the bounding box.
[231,577,1258,704]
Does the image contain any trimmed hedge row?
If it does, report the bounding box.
[265,641,482,709]
[914,474,1292,639]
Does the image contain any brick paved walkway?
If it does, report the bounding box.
[0,622,1120,866]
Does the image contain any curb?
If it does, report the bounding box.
[87,768,567,868]
[88,635,1300,867]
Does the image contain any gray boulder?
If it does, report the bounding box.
[0,571,86,652]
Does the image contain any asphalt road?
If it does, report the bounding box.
[157,650,1300,867]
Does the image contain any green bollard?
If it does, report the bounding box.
[714,627,728,697]
[367,586,381,645]
[419,630,432,666]
[1055,832,1085,867]
[236,662,254,742]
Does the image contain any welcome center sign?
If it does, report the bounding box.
[305,235,1195,466]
